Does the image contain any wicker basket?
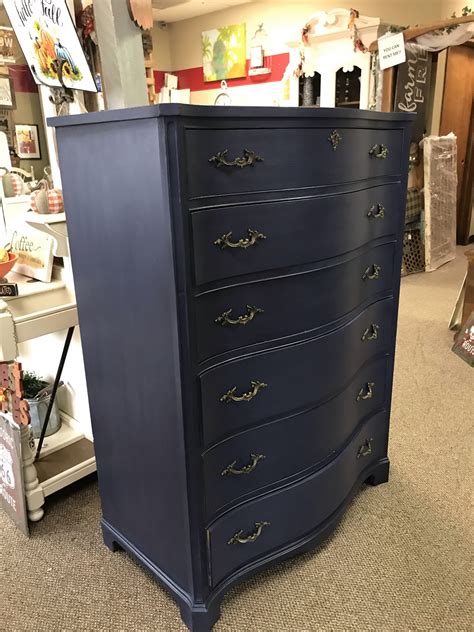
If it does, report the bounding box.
[401,228,425,276]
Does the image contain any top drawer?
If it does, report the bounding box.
[185,127,404,203]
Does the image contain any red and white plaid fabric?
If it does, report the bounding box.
[31,188,64,214]
[46,189,64,213]
[10,173,24,196]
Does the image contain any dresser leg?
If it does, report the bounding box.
[101,522,122,552]
[365,458,390,486]
[179,600,221,632]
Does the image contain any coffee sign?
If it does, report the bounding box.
[395,43,432,141]
[10,226,54,282]
[3,0,97,92]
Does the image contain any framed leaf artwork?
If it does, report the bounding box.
[202,24,246,82]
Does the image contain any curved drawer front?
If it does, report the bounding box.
[192,184,401,285]
[203,356,388,519]
[196,242,396,362]
[186,127,403,203]
[200,297,393,448]
[207,411,388,586]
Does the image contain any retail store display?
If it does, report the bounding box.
[51,104,413,631]
[422,133,457,272]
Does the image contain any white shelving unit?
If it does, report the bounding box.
[0,215,95,524]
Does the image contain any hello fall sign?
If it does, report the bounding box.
[4,0,97,92]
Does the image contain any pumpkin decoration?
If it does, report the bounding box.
[2,171,25,197]
[31,179,64,214]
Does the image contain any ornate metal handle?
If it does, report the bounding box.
[357,438,374,459]
[215,305,264,326]
[361,323,379,342]
[221,453,266,477]
[209,149,263,168]
[357,382,375,401]
[228,521,271,545]
[367,204,385,219]
[220,380,268,403]
[363,264,381,280]
[369,144,389,159]
[328,130,342,150]
[214,228,266,250]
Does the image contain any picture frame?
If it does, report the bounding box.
[15,124,41,160]
[0,108,14,146]
[0,76,15,110]
[250,45,264,69]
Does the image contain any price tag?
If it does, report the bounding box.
[378,32,406,70]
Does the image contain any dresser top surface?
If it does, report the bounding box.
[49,104,414,129]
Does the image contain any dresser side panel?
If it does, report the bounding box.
[55,119,192,593]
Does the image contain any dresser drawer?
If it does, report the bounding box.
[207,411,388,586]
[203,356,388,519]
[192,184,401,285]
[200,297,393,448]
[196,242,396,362]
[185,127,404,203]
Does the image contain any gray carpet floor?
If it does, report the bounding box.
[1,249,472,631]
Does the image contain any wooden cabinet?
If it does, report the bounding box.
[51,104,412,631]
[440,42,474,243]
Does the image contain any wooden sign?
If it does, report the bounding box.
[10,226,54,283]
[394,43,432,141]
[0,361,31,426]
[3,0,97,92]
[0,412,29,536]
[0,27,16,64]
[0,360,30,536]
[452,312,474,367]
[127,0,153,31]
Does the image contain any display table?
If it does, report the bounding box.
[0,221,95,525]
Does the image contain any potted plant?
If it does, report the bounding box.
[22,370,62,439]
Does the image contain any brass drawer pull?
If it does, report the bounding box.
[369,144,389,159]
[220,380,268,403]
[357,438,374,459]
[221,453,265,477]
[328,129,342,150]
[363,264,381,280]
[215,304,263,326]
[361,323,379,342]
[209,149,263,168]
[367,204,385,219]
[357,382,375,401]
[214,228,266,250]
[228,521,271,545]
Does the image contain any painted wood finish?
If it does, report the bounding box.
[200,297,394,447]
[192,184,401,285]
[51,105,413,631]
[195,242,396,361]
[186,127,404,203]
[207,411,388,587]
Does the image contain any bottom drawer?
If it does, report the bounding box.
[207,411,388,587]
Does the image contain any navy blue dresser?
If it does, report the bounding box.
[51,105,413,631]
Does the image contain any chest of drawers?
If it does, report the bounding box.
[51,105,413,631]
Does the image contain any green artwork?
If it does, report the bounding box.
[202,23,247,82]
